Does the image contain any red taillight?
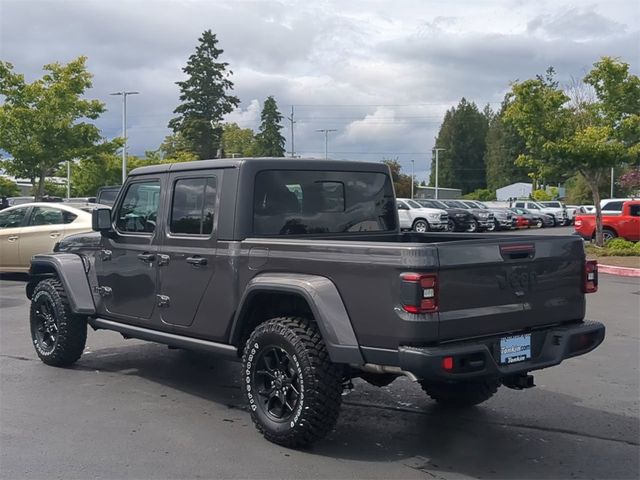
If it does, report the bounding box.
[583,260,598,293]
[442,356,454,371]
[400,273,438,313]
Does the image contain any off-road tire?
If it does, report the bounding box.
[420,379,500,407]
[242,316,343,448]
[30,278,87,367]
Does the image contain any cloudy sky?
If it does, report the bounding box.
[1,0,638,181]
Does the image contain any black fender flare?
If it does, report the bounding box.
[231,273,363,365]
[28,253,96,315]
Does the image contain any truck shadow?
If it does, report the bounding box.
[74,341,639,479]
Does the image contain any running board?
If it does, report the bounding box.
[88,318,239,359]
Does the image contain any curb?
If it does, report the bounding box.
[598,264,640,277]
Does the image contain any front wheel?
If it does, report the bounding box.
[466,219,479,232]
[242,317,343,447]
[30,278,87,367]
[535,218,544,228]
[420,379,500,407]
[412,219,429,233]
[447,219,456,232]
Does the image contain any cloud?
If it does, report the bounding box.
[1,0,638,183]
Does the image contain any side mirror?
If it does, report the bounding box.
[92,208,112,232]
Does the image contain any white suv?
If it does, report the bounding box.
[396,198,448,232]
[513,200,567,226]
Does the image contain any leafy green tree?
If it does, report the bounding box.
[0,57,118,200]
[0,177,21,197]
[157,132,196,159]
[222,123,257,157]
[168,30,240,160]
[383,158,415,198]
[430,98,489,194]
[484,98,531,190]
[255,96,286,157]
[31,180,67,198]
[462,188,496,201]
[504,58,639,245]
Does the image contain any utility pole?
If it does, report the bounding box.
[411,159,415,199]
[610,167,614,198]
[110,91,139,184]
[287,105,296,158]
[433,148,445,199]
[316,129,337,160]
[66,161,71,199]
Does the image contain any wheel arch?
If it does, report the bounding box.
[28,254,96,315]
[230,273,363,365]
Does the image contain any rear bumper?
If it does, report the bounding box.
[398,321,605,381]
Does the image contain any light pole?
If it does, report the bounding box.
[110,91,139,184]
[316,129,337,160]
[610,167,614,198]
[66,160,71,199]
[432,148,445,199]
[411,159,415,199]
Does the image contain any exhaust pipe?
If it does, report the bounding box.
[352,363,419,382]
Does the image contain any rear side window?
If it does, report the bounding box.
[115,180,161,234]
[170,178,217,235]
[629,205,640,217]
[602,201,624,211]
[30,206,77,226]
[253,170,396,235]
[0,207,28,228]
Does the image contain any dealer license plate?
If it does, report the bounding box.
[500,334,531,364]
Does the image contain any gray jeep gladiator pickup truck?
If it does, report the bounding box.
[26,158,605,447]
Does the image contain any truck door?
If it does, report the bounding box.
[156,173,218,327]
[95,178,162,321]
[397,201,412,229]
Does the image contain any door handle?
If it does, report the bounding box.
[186,256,207,266]
[137,252,156,263]
[49,232,61,238]
[7,236,19,242]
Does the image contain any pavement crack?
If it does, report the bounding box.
[0,354,35,362]
[343,399,639,447]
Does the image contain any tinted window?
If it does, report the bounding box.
[98,189,120,206]
[602,201,624,211]
[253,170,396,235]
[115,181,161,233]
[629,205,640,217]
[30,206,77,226]
[170,178,217,235]
[0,207,29,228]
[406,200,422,209]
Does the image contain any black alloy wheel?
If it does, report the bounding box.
[253,346,302,422]
[32,295,59,354]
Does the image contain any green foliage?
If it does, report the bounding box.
[484,97,531,190]
[0,177,21,197]
[504,58,640,246]
[222,123,257,157]
[565,172,611,204]
[584,242,639,257]
[382,158,415,198]
[605,238,635,250]
[463,188,496,201]
[532,189,552,201]
[157,132,197,159]
[430,98,489,194]
[30,180,66,198]
[168,30,240,160]
[0,57,118,200]
[255,96,286,157]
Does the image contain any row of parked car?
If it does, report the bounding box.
[396,198,576,233]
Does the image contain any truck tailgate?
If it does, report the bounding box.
[436,236,586,341]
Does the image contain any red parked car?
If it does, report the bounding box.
[574,200,640,242]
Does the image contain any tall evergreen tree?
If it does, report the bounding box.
[429,98,489,194]
[484,97,531,190]
[255,96,286,157]
[168,30,239,160]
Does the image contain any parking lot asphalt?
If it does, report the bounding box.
[1,269,638,479]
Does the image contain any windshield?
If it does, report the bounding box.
[419,199,447,209]
[542,202,562,208]
[406,200,422,209]
[253,170,396,235]
[444,200,467,209]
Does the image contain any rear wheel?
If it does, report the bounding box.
[412,219,429,233]
[535,218,543,228]
[603,228,617,242]
[447,219,456,232]
[242,316,343,447]
[30,278,87,367]
[420,379,500,407]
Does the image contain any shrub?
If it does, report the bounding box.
[605,238,635,250]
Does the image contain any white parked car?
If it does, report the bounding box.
[577,205,596,214]
[0,203,98,273]
[396,198,448,232]
[600,198,633,215]
[513,200,567,226]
